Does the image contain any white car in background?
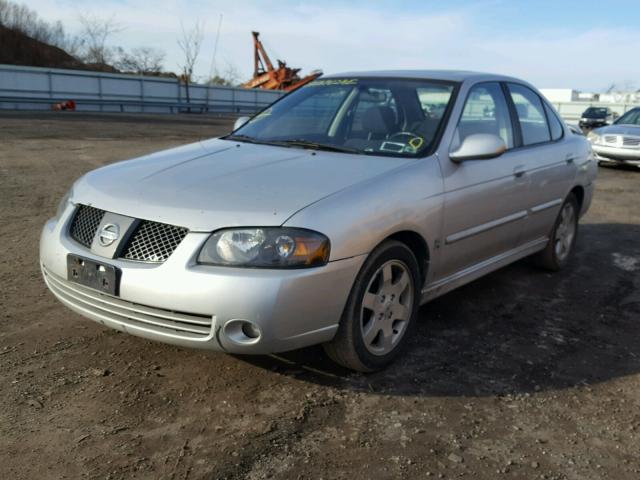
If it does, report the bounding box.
[588,107,640,168]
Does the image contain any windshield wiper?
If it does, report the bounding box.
[225,135,359,154]
[274,139,359,154]
[224,134,264,144]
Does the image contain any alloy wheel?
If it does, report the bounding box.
[554,203,576,261]
[360,260,414,356]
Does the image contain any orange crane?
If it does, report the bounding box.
[241,31,322,91]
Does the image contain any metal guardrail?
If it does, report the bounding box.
[0,96,271,114]
[0,64,284,114]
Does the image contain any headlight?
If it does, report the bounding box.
[198,228,330,268]
[587,131,600,144]
[55,189,72,219]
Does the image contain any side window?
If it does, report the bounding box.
[544,103,564,141]
[417,86,453,120]
[455,82,514,150]
[508,84,551,145]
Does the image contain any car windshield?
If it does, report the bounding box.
[229,78,456,157]
[583,107,608,118]
[615,109,640,126]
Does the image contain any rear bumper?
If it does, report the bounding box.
[40,211,365,354]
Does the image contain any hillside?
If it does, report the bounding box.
[0,25,87,69]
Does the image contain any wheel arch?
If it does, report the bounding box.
[385,230,430,286]
[569,184,585,212]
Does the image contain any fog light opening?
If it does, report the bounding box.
[224,319,262,345]
[241,322,260,339]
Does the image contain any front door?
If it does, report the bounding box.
[435,82,530,280]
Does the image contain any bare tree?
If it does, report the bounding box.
[207,61,241,87]
[77,13,122,65]
[207,74,232,87]
[222,62,241,86]
[116,47,165,74]
[177,20,204,105]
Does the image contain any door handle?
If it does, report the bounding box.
[513,166,526,178]
[566,154,576,164]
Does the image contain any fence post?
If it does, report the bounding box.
[140,77,144,114]
[98,75,103,112]
[177,78,181,111]
[47,70,53,104]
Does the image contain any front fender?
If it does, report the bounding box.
[283,156,445,276]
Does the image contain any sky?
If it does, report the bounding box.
[26,0,640,91]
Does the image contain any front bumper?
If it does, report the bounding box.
[40,209,365,354]
[592,145,640,166]
[579,120,607,128]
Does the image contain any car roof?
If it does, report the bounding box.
[323,70,525,84]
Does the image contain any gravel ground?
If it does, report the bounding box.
[1,112,639,480]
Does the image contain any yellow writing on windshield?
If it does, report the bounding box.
[307,79,358,87]
[408,136,424,150]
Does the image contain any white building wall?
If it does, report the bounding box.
[539,89,578,103]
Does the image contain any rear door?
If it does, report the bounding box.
[505,83,577,244]
[435,82,530,279]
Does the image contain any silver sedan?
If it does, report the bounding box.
[40,71,597,371]
[588,107,640,168]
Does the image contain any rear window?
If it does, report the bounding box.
[583,107,609,118]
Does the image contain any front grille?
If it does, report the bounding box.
[604,135,618,144]
[622,136,640,147]
[70,205,105,247]
[43,266,213,339]
[68,205,188,263]
[122,221,188,263]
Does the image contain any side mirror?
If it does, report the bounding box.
[233,116,250,131]
[450,133,507,162]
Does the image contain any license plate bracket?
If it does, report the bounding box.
[67,254,119,296]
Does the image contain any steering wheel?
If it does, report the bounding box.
[386,132,425,153]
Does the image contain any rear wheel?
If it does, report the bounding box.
[323,240,420,372]
[533,193,579,271]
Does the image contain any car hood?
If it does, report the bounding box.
[594,124,640,136]
[72,138,414,231]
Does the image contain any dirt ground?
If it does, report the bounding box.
[1,112,639,480]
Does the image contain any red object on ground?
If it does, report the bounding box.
[52,100,76,111]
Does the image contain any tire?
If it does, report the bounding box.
[323,240,421,372]
[533,193,579,271]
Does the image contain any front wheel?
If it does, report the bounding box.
[323,240,420,372]
[533,193,579,271]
